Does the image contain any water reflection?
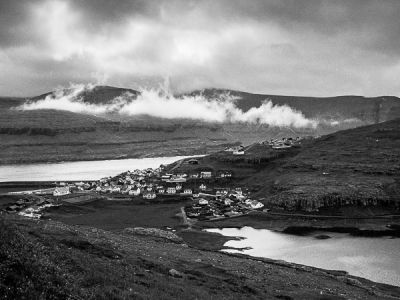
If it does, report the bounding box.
[0,155,200,181]
[207,226,400,286]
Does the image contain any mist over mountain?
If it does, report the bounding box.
[11,84,400,125]
[1,84,399,164]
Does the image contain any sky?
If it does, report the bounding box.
[1,0,400,97]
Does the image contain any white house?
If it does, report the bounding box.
[143,192,156,199]
[216,189,228,196]
[128,188,141,196]
[245,199,264,209]
[53,186,70,196]
[224,198,234,206]
[198,198,209,205]
[183,189,192,195]
[111,187,121,193]
[167,187,176,194]
[200,171,212,179]
[233,150,245,155]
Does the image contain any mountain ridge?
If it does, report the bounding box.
[1,85,400,164]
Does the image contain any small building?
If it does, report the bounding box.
[245,199,264,209]
[143,192,156,199]
[199,184,207,191]
[198,198,209,205]
[167,187,176,194]
[176,184,183,191]
[224,198,234,206]
[183,189,192,195]
[216,189,228,196]
[200,171,212,179]
[235,188,243,195]
[128,188,141,196]
[157,188,165,194]
[166,176,186,183]
[218,171,232,178]
[233,150,245,155]
[53,186,70,196]
[111,187,121,193]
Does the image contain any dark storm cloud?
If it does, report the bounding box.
[0,0,399,96]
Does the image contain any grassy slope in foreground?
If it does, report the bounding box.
[1,214,400,300]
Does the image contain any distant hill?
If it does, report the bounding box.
[31,85,140,105]
[1,85,400,164]
[189,89,400,123]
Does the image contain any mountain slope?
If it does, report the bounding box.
[192,89,400,123]
[170,118,400,213]
[1,85,400,164]
[260,118,400,212]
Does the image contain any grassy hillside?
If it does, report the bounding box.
[1,85,399,164]
[170,118,400,213]
[1,214,399,299]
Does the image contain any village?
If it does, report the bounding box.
[4,159,265,221]
[3,138,306,220]
[52,160,265,221]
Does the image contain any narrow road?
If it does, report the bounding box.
[180,206,189,226]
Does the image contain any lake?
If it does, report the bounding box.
[0,155,200,182]
[207,226,400,286]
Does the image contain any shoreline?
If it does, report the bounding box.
[195,212,400,237]
[0,152,207,167]
[3,213,399,298]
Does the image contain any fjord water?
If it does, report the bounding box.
[207,227,400,286]
[0,155,198,182]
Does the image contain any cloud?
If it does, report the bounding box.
[17,83,317,128]
[0,0,400,96]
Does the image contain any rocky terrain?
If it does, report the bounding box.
[1,213,399,299]
[1,86,399,164]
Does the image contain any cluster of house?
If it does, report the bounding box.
[54,166,234,200]
[185,187,264,220]
[265,137,302,149]
[5,197,57,219]
[224,145,245,155]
